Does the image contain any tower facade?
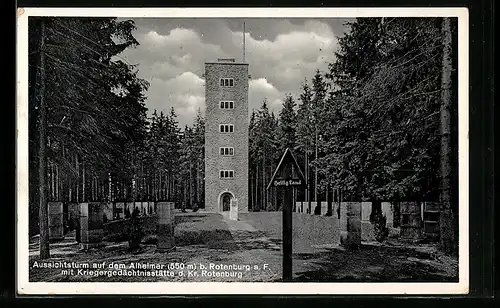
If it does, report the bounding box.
[204,59,249,214]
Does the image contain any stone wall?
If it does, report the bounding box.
[156,201,175,251]
[79,202,104,248]
[339,202,362,247]
[48,202,64,240]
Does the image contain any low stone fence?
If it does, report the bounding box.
[290,201,402,244]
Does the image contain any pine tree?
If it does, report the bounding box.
[193,109,205,209]
[311,70,328,208]
[29,17,148,258]
[278,94,297,153]
[249,110,259,210]
[296,81,314,212]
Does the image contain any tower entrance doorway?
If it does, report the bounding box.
[220,192,234,212]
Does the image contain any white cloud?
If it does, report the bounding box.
[146,72,205,127]
[230,20,337,94]
[144,28,202,46]
[249,78,282,112]
[119,19,341,126]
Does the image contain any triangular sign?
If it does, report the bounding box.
[267,148,307,190]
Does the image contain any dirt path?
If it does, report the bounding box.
[222,215,328,281]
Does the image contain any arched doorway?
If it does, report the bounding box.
[219,192,234,212]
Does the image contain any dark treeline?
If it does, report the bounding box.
[28,17,205,259]
[248,17,458,254]
[29,17,148,258]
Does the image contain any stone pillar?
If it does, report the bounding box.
[148,201,155,215]
[157,202,175,252]
[124,202,132,218]
[139,202,144,215]
[295,202,301,213]
[310,202,317,215]
[67,203,80,231]
[361,202,371,222]
[422,202,440,240]
[229,199,238,221]
[134,202,142,216]
[48,202,64,240]
[79,202,104,249]
[382,202,393,227]
[321,201,328,216]
[115,202,124,219]
[400,201,423,241]
[339,202,361,248]
[104,203,113,222]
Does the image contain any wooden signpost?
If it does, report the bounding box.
[267,148,307,282]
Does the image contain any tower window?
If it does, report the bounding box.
[219,124,234,133]
[220,78,234,87]
[220,147,234,156]
[219,101,234,109]
[220,170,234,179]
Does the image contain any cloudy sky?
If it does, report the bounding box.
[119,18,352,127]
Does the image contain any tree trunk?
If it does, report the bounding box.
[152,173,155,201]
[37,20,50,259]
[189,161,193,208]
[263,156,266,210]
[306,151,311,213]
[183,178,187,212]
[326,184,332,216]
[304,152,308,206]
[261,158,265,210]
[439,17,456,256]
[314,130,318,203]
[75,153,79,202]
[168,173,171,202]
[108,173,112,202]
[196,159,201,205]
[249,171,253,211]
[166,174,170,200]
[274,186,277,211]
[255,167,259,211]
[82,164,86,201]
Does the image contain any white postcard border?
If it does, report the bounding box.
[16,7,469,295]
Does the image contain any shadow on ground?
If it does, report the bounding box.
[229,230,281,251]
[291,244,459,282]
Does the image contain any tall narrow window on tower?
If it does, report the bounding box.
[219,124,234,133]
[220,101,235,109]
[220,78,234,87]
[219,170,235,179]
[220,147,235,156]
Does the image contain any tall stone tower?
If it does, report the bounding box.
[204,58,249,214]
